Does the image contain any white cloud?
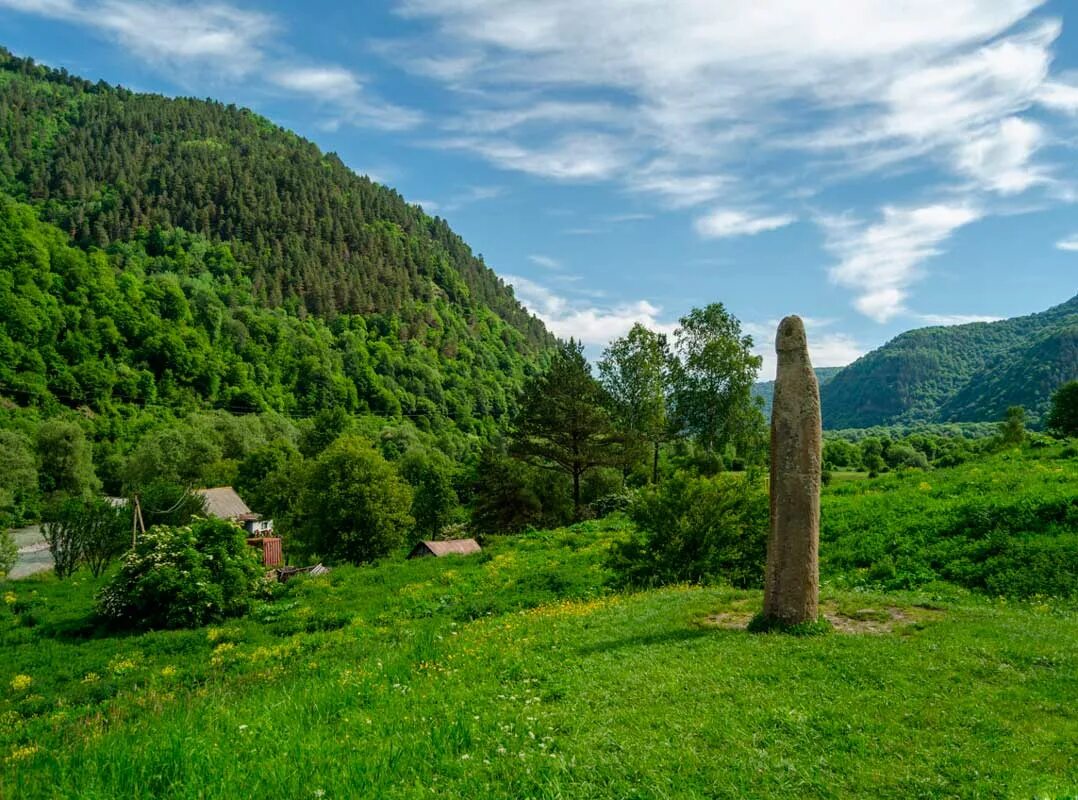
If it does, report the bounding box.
[1037,79,1078,114]
[0,0,421,129]
[694,209,796,239]
[438,133,630,181]
[269,66,422,131]
[746,319,864,380]
[505,274,676,347]
[822,203,983,322]
[272,67,361,99]
[412,185,504,215]
[0,0,276,77]
[528,254,562,270]
[955,116,1046,194]
[1056,234,1078,251]
[916,312,1004,325]
[627,163,729,207]
[389,0,1060,205]
[444,100,623,134]
[880,23,1054,143]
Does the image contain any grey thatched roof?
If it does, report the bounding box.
[409,538,482,558]
[195,487,258,521]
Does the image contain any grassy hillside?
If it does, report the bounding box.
[822,447,1078,597]
[3,450,1077,798]
[821,295,1078,428]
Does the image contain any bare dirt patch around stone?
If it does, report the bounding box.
[703,602,943,634]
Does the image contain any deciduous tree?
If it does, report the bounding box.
[669,304,762,455]
[293,436,413,564]
[599,324,672,483]
[1047,381,1078,437]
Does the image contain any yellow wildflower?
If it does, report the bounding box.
[81,672,100,684]
[5,744,38,763]
[109,657,137,676]
[160,665,177,678]
[210,642,237,666]
[9,675,32,692]
[3,592,16,605]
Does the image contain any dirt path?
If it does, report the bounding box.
[704,601,944,634]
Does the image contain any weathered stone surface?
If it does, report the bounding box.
[763,315,822,625]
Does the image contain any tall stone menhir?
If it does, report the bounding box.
[762,315,822,626]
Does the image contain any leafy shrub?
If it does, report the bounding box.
[42,501,85,579]
[97,518,263,629]
[822,449,1078,597]
[590,492,633,518]
[0,528,15,578]
[1047,381,1078,437]
[609,473,768,588]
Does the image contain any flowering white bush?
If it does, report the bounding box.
[97,518,262,629]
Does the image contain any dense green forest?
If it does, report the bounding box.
[0,47,564,516]
[821,295,1078,428]
[0,48,548,347]
[0,194,540,429]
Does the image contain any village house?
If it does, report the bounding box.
[195,486,281,567]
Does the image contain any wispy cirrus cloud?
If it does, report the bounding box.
[436,133,630,181]
[269,65,421,131]
[694,209,796,239]
[0,0,421,129]
[1056,234,1078,251]
[528,254,562,270]
[382,0,1078,319]
[821,203,984,323]
[0,0,274,77]
[915,312,1004,325]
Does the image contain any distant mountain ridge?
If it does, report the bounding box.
[820,295,1078,428]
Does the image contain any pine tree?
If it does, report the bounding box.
[511,340,622,516]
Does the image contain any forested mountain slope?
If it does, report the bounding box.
[0,48,552,437]
[821,295,1078,428]
[0,47,548,340]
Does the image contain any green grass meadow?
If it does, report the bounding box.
[2,452,1077,799]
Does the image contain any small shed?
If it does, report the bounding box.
[408,538,482,559]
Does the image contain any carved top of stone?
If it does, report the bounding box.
[775,315,808,354]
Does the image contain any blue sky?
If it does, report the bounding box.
[1,0,1076,377]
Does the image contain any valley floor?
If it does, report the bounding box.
[2,521,1076,799]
